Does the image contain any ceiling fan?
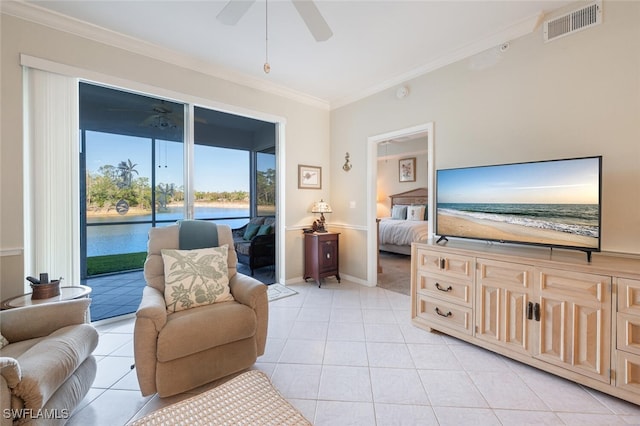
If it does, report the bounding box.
[140,102,181,129]
[109,101,206,130]
[217,0,333,42]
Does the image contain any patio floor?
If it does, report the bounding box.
[83,264,275,322]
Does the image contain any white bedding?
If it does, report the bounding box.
[378,218,429,246]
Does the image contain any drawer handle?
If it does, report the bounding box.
[435,307,452,318]
[527,302,533,320]
[439,258,446,269]
[435,283,453,292]
[534,302,541,322]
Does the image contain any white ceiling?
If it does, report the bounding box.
[16,0,575,108]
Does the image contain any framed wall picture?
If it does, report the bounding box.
[298,165,322,189]
[399,157,416,182]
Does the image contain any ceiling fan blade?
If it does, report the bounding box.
[216,0,256,25]
[292,0,333,42]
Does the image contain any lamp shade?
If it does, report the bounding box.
[311,199,332,214]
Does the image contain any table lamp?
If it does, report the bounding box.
[311,199,332,232]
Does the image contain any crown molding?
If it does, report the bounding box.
[1,0,331,110]
[3,1,545,111]
[330,11,545,110]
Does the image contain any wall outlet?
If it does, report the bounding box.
[349,201,356,209]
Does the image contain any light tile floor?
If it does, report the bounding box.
[70,279,640,425]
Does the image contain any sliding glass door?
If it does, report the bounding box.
[256,149,276,216]
[80,85,277,279]
[80,83,185,277]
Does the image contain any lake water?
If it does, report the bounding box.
[87,206,250,256]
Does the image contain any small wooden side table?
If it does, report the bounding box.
[1,285,92,310]
[303,232,340,288]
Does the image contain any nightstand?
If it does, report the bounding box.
[303,232,340,288]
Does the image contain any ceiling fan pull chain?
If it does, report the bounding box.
[263,0,270,74]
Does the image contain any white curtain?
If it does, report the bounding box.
[23,67,79,287]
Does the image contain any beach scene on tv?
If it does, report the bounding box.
[436,157,601,249]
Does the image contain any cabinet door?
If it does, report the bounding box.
[318,236,338,273]
[618,278,640,356]
[536,269,611,383]
[475,259,534,356]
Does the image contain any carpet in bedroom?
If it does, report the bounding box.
[377,251,411,296]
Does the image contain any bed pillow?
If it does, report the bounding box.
[407,205,426,221]
[161,245,234,313]
[391,205,408,220]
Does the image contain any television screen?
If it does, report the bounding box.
[436,156,602,253]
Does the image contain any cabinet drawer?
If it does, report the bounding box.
[415,249,473,281]
[415,294,472,335]
[315,233,338,243]
[416,271,472,307]
[618,278,640,316]
[477,258,533,290]
[618,313,640,355]
[538,268,610,304]
[616,351,640,396]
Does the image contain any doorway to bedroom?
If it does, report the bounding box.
[368,123,434,293]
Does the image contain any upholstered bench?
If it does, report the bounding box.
[129,370,310,426]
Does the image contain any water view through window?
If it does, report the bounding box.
[80,83,275,278]
[85,133,253,257]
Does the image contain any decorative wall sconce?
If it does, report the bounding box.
[343,152,352,172]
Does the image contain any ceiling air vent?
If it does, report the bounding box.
[544,1,602,42]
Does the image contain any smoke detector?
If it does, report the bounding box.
[396,86,409,99]
[544,1,602,43]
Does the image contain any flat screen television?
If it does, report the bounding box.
[435,156,602,261]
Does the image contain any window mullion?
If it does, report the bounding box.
[185,103,195,219]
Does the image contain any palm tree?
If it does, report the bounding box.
[117,159,139,188]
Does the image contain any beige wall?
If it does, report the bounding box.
[376,137,429,218]
[2,1,639,297]
[0,13,330,298]
[330,1,640,280]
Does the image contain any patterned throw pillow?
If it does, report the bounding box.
[161,245,234,313]
[0,333,9,349]
[407,205,426,221]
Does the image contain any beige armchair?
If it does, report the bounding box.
[134,223,269,397]
[0,299,98,425]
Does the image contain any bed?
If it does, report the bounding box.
[378,187,429,255]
